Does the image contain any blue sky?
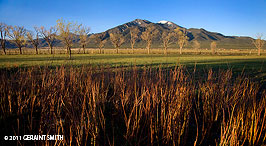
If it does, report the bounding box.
[0,0,265,37]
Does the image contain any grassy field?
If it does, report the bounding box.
[1,50,266,146]
[0,52,265,67]
[1,52,266,78]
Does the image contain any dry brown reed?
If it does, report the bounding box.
[0,65,265,146]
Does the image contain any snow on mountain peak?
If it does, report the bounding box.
[158,20,173,25]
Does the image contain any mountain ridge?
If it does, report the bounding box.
[88,19,256,49]
[5,19,262,49]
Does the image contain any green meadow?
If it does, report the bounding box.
[1,53,265,78]
[0,53,265,67]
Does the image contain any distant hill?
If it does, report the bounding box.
[86,19,260,49]
[5,19,265,50]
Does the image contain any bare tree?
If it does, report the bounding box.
[56,19,77,59]
[7,26,26,54]
[91,33,107,54]
[0,23,9,55]
[193,40,201,54]
[162,31,174,55]
[210,41,217,55]
[129,27,139,54]
[141,26,158,54]
[252,34,265,56]
[37,26,57,54]
[110,33,125,54]
[77,24,90,54]
[26,28,39,54]
[175,28,188,55]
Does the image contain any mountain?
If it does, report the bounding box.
[87,19,257,49]
[5,19,262,49]
[98,19,183,35]
[87,19,185,48]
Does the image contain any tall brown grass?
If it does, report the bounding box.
[0,65,265,146]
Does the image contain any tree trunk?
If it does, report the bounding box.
[116,48,119,54]
[131,43,134,54]
[147,41,151,54]
[1,43,6,55]
[19,47,22,54]
[212,48,215,55]
[147,47,150,54]
[99,47,102,54]
[164,47,167,55]
[48,43,53,54]
[35,46,38,55]
[258,47,261,56]
[3,47,6,55]
[83,45,86,54]
[179,46,182,55]
[50,47,53,54]
[68,47,72,59]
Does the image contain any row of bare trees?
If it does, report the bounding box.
[0,20,90,59]
[0,24,27,55]
[128,26,190,55]
[87,27,265,56]
[0,23,54,55]
[0,22,223,56]
[0,21,265,57]
[108,26,190,55]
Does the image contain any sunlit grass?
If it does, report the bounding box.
[0,53,266,68]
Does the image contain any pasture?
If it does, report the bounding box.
[1,48,266,80]
[1,48,266,146]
